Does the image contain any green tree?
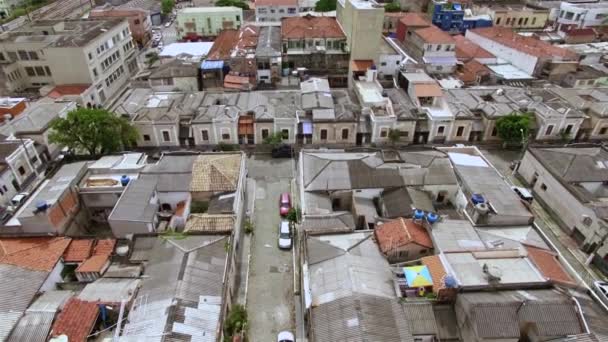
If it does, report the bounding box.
[49,108,138,155]
[145,51,159,67]
[384,2,401,12]
[263,132,284,147]
[223,304,247,341]
[495,113,531,146]
[161,0,175,15]
[215,0,249,10]
[388,128,401,144]
[287,207,301,224]
[315,0,336,12]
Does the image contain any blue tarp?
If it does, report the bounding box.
[201,60,224,70]
[302,122,313,135]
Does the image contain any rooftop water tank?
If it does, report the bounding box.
[471,193,485,205]
[120,175,130,187]
[35,201,48,212]
[444,275,457,288]
[413,209,425,220]
[475,202,490,215]
[426,212,439,224]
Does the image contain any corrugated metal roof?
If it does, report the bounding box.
[0,312,22,341]
[78,278,141,304]
[7,311,54,342]
[26,290,73,313]
[0,264,48,313]
[401,302,438,336]
[109,178,158,222]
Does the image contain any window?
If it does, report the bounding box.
[35,66,45,76]
[456,126,464,137]
[524,17,529,25]
[419,249,428,254]
[288,7,296,13]
[30,156,38,164]
[28,51,38,60]
[222,132,230,140]
[565,124,573,135]
[545,125,554,135]
[575,13,581,21]
[532,17,536,25]
[3,185,7,192]
[44,66,51,76]
[540,183,547,191]
[25,67,35,77]
[17,50,28,60]
[496,17,501,25]
[270,9,275,13]
[93,68,98,77]
[426,45,432,51]
[437,126,445,135]
[320,129,327,140]
[236,15,240,21]
[261,129,269,139]
[491,127,498,136]
[380,62,387,66]
[281,129,289,140]
[162,131,170,142]
[436,44,442,51]
[400,131,409,137]
[88,52,93,60]
[202,130,209,141]
[506,18,510,25]
[279,8,284,13]
[341,128,349,140]
[17,166,25,175]
[518,17,523,25]
[7,51,16,61]
[143,134,151,141]
[380,129,388,138]
[0,53,4,61]
[600,127,608,135]
[565,12,574,20]
[134,19,140,24]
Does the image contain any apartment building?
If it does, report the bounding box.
[0,19,138,106]
[557,2,608,30]
[476,4,549,30]
[336,0,384,63]
[256,0,299,22]
[406,25,457,74]
[176,7,243,40]
[89,6,152,46]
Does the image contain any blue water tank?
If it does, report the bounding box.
[413,209,425,220]
[120,175,130,187]
[35,201,48,212]
[471,193,485,205]
[427,212,439,224]
[444,275,457,288]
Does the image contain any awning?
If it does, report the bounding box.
[423,56,458,65]
[403,265,433,287]
[351,59,374,72]
[201,60,224,70]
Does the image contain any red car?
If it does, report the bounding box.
[279,192,291,216]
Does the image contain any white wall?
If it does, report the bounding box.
[40,261,64,292]
[256,5,298,22]
[465,30,538,75]
[558,3,608,29]
[378,53,401,78]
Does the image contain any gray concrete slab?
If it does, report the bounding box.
[246,156,295,341]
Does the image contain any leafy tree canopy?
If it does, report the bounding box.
[315,0,336,12]
[384,2,401,12]
[263,132,284,147]
[161,0,175,15]
[216,0,249,10]
[495,113,531,144]
[49,108,138,155]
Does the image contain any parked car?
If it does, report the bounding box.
[511,186,533,203]
[165,22,171,28]
[0,207,11,223]
[278,221,292,250]
[278,331,295,342]
[279,192,291,216]
[7,192,29,212]
[593,281,608,306]
[272,144,292,158]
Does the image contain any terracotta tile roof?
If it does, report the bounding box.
[375,218,433,254]
[190,154,242,192]
[564,28,596,37]
[469,27,578,60]
[224,74,251,90]
[207,29,239,60]
[414,83,443,97]
[47,84,91,99]
[399,13,431,27]
[76,255,110,273]
[256,0,297,6]
[526,246,575,285]
[184,214,235,233]
[92,239,116,256]
[459,59,490,83]
[415,26,455,44]
[351,59,374,72]
[0,237,71,272]
[421,255,447,292]
[234,25,259,53]
[453,35,494,60]
[281,15,346,39]
[63,239,94,263]
[50,298,98,341]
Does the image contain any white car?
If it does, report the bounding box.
[7,192,29,212]
[593,281,608,306]
[278,221,292,250]
[511,186,533,203]
[164,21,172,28]
[277,331,294,342]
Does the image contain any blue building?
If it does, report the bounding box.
[431,0,493,34]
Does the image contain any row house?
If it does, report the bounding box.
[281,15,350,86]
[256,0,299,22]
[550,87,608,141]
[475,4,549,30]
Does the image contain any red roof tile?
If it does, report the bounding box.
[421,255,446,292]
[93,239,116,256]
[281,15,346,39]
[526,245,575,285]
[47,84,91,99]
[469,26,578,60]
[415,25,455,44]
[398,13,431,27]
[207,29,239,60]
[565,28,597,37]
[453,35,495,60]
[63,239,94,263]
[0,237,71,272]
[224,74,251,90]
[51,298,98,341]
[76,254,110,273]
[375,218,433,254]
